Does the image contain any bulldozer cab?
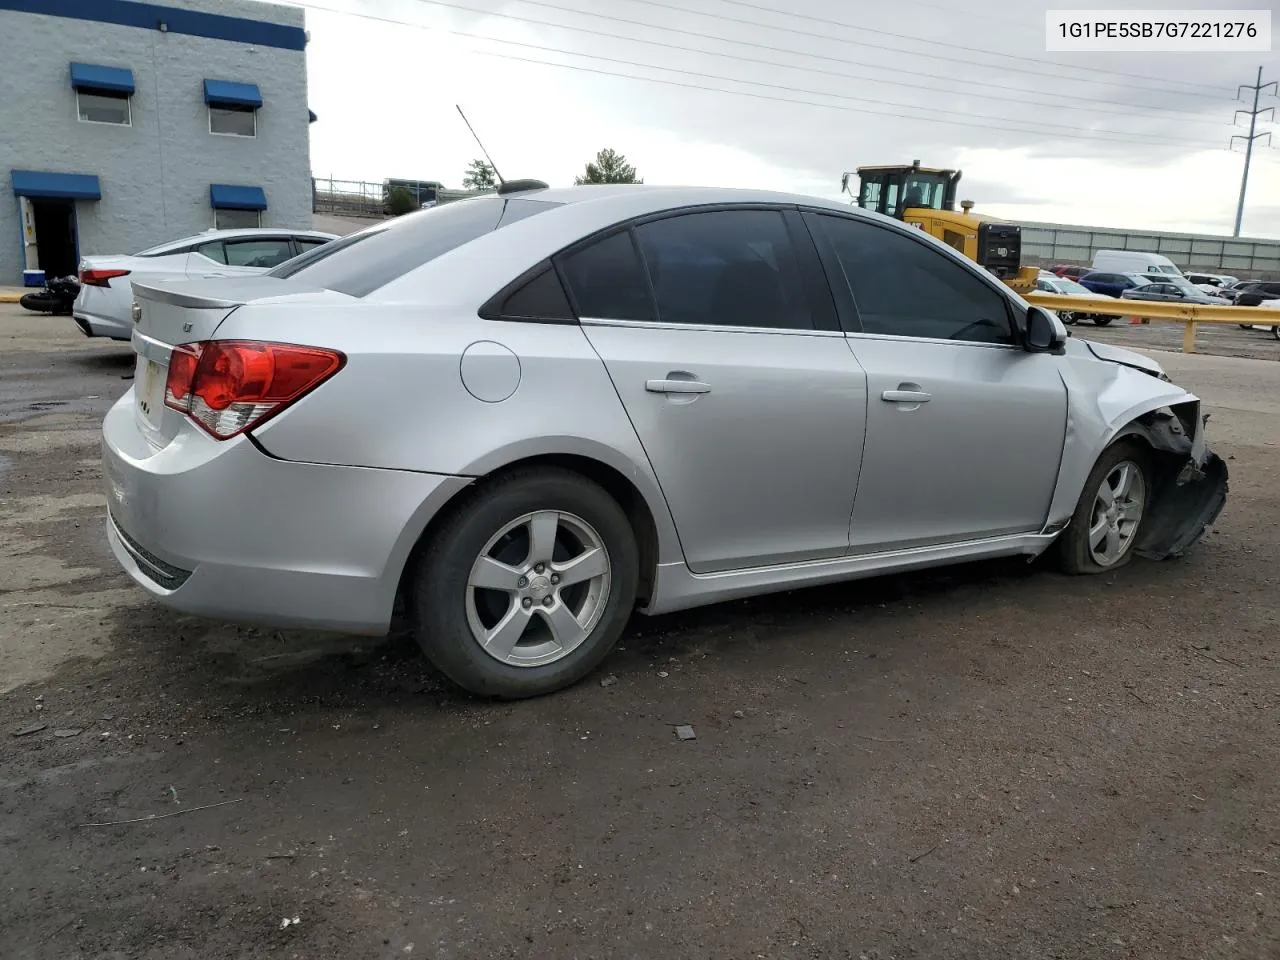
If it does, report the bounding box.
[849,164,962,220]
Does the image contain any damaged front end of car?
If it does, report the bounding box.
[1118,402,1229,560]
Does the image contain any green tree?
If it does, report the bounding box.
[462,159,497,191]
[386,186,418,216]
[574,148,643,185]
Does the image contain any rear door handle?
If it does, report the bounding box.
[646,378,711,395]
[881,389,931,403]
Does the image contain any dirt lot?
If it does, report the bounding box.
[1,305,1277,960]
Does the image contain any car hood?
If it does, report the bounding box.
[1066,336,1167,379]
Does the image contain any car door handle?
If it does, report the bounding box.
[646,378,711,395]
[882,389,932,403]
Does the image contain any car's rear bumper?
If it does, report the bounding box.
[73,310,131,340]
[101,392,471,634]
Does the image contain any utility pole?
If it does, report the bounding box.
[1230,66,1276,237]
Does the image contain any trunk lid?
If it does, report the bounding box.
[128,276,336,448]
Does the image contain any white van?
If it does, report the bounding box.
[1091,249,1182,277]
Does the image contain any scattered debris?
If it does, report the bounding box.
[909,844,939,863]
[599,675,617,688]
[53,728,83,738]
[856,734,905,743]
[657,671,669,678]
[675,725,696,741]
[77,797,243,828]
[11,722,48,738]
[279,916,301,930]
[733,710,745,720]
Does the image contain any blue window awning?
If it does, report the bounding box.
[210,184,267,211]
[70,62,135,95]
[203,79,263,109]
[11,170,102,201]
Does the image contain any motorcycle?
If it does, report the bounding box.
[19,275,80,316]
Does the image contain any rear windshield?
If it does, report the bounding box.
[269,197,562,297]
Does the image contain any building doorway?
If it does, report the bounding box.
[31,199,79,278]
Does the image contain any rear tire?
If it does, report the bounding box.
[409,467,639,699]
[1093,316,1113,326]
[1055,440,1151,575]
[1271,325,1279,341]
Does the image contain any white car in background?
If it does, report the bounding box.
[73,228,338,340]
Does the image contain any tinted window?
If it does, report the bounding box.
[558,231,652,322]
[269,197,560,297]
[498,265,574,320]
[810,214,1013,344]
[634,210,812,330]
[77,90,130,125]
[224,239,294,268]
[213,208,260,230]
[209,105,255,137]
[296,238,329,253]
[194,241,228,264]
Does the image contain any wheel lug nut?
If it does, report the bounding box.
[550,574,560,585]
[522,597,533,608]
[535,562,545,574]
[542,596,553,607]
[518,576,528,588]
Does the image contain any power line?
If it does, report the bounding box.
[477,0,1230,100]
[702,0,1232,94]
[294,1,1222,149]
[333,0,1230,125]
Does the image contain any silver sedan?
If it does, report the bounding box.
[102,184,1228,698]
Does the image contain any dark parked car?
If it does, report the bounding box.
[1230,280,1280,307]
[1079,271,1150,299]
[1120,280,1218,305]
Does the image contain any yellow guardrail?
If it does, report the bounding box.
[1024,292,1280,353]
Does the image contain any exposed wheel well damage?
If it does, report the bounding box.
[393,453,661,617]
[1111,401,1229,560]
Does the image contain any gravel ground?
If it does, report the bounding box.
[1,304,1277,960]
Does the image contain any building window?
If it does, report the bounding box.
[214,208,261,230]
[78,90,131,125]
[209,105,256,137]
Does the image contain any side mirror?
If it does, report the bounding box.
[1026,306,1066,353]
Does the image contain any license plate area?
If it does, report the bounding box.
[134,354,167,435]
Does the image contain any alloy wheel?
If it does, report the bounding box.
[1087,460,1146,567]
[465,510,612,667]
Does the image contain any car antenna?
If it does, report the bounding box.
[455,105,505,187]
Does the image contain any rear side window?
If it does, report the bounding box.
[495,264,574,321]
[633,210,813,330]
[558,231,653,322]
[269,197,561,297]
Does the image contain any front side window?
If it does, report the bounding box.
[78,90,130,125]
[223,239,294,268]
[808,213,1014,345]
[210,105,256,137]
[213,208,261,230]
[633,210,813,330]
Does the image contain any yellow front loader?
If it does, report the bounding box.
[842,161,1039,295]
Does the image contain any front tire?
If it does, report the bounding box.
[410,468,639,699]
[1093,316,1113,326]
[1055,440,1151,575]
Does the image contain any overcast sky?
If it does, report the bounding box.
[287,0,1280,237]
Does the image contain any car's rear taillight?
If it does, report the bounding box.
[79,268,130,287]
[163,340,345,440]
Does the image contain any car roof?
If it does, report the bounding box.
[136,227,340,255]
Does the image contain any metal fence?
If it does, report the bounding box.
[311,177,490,218]
[1021,220,1280,277]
